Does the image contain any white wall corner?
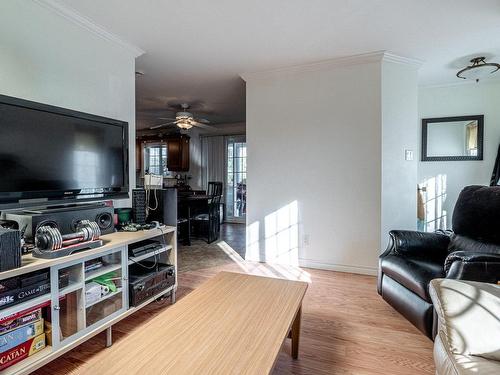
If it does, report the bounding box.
[380,60,419,249]
[32,0,145,58]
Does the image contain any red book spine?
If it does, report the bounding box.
[0,334,45,370]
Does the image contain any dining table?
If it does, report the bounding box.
[177,193,210,245]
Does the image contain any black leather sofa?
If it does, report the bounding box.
[378,185,500,339]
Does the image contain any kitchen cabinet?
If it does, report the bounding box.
[137,133,190,174]
[167,134,190,172]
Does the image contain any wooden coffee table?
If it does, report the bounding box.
[83,271,308,374]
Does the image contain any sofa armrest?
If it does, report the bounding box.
[429,279,500,361]
[385,230,450,258]
[377,230,450,295]
[445,251,500,283]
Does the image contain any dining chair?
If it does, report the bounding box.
[191,182,223,243]
[207,181,223,198]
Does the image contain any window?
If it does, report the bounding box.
[226,137,246,221]
[143,144,168,176]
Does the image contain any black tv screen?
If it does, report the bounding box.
[0,94,128,207]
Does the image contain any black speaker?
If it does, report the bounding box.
[132,189,147,225]
[146,188,177,227]
[0,228,21,271]
[5,203,115,243]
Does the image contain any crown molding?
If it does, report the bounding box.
[241,51,385,81]
[381,52,424,67]
[32,0,144,58]
[241,51,422,81]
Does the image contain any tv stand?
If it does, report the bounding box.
[0,226,177,375]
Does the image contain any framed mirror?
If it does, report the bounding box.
[422,115,484,161]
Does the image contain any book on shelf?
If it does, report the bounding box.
[0,333,46,371]
[0,319,44,354]
[0,308,43,335]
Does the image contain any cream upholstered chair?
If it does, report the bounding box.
[429,279,500,375]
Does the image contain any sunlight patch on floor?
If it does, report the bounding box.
[216,240,251,273]
[217,240,311,283]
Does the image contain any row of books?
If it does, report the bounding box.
[0,302,49,371]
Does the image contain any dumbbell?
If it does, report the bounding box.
[36,220,101,251]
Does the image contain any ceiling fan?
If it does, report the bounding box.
[150,103,215,131]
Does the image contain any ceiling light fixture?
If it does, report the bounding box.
[456,57,500,82]
[177,120,193,130]
[149,103,213,131]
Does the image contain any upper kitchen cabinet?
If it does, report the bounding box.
[167,133,190,171]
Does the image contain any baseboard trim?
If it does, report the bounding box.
[298,259,378,276]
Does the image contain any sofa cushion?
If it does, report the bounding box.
[434,331,500,375]
[430,279,500,362]
[452,185,500,245]
[381,255,445,302]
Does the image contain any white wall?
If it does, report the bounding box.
[245,57,383,274]
[381,61,419,246]
[0,1,140,207]
[243,53,420,275]
[418,80,500,229]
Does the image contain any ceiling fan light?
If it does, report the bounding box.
[177,121,193,130]
[456,57,500,82]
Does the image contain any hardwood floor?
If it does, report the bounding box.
[33,243,434,375]
[219,223,246,258]
[177,223,246,273]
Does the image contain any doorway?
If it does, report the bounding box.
[225,136,246,223]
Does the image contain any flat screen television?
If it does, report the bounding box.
[0,94,129,208]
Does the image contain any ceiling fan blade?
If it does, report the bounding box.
[194,118,210,124]
[150,121,177,129]
[192,122,217,131]
[158,117,177,121]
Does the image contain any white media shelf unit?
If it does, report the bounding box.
[0,226,177,375]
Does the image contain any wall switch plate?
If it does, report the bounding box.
[405,149,414,161]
